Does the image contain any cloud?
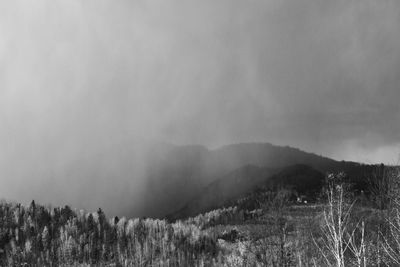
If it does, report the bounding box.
[0,0,399,213]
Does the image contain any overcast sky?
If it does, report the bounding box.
[1,0,400,207]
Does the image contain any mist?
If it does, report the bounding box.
[1,0,400,216]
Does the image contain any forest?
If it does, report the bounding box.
[0,167,400,266]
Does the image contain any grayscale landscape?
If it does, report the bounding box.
[0,0,400,266]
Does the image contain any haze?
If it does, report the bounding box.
[1,0,400,216]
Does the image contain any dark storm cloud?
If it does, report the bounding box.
[0,0,400,213]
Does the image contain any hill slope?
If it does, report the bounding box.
[144,142,364,218]
[169,164,325,219]
[45,141,368,218]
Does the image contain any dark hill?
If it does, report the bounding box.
[168,164,325,220]
[211,143,361,173]
[59,141,374,218]
[143,142,367,217]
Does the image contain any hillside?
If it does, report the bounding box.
[142,142,364,218]
[42,142,369,218]
[169,164,325,219]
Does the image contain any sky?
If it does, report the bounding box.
[1,0,400,212]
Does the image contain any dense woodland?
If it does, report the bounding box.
[0,167,400,266]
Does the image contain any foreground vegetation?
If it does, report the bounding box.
[0,167,399,266]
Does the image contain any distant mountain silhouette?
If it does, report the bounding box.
[167,164,325,220]
[210,143,361,173]
[57,141,374,218]
[143,142,366,218]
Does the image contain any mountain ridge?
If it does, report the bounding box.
[143,141,370,218]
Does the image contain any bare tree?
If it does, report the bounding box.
[380,167,400,264]
[314,178,362,267]
[347,221,366,267]
[367,164,393,210]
